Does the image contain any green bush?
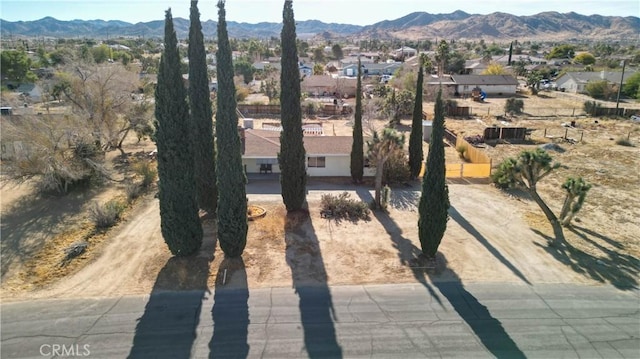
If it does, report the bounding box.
[504,98,524,115]
[133,161,157,188]
[89,199,126,229]
[125,182,143,203]
[585,80,617,100]
[382,150,411,184]
[615,137,634,147]
[583,100,602,116]
[456,144,468,161]
[320,192,370,222]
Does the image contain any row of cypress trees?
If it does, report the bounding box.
[156,0,449,260]
[155,0,309,258]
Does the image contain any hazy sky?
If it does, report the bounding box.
[1,0,638,25]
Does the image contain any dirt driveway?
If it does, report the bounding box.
[2,178,611,301]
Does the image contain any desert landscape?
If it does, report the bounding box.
[1,90,638,302]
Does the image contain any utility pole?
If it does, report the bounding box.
[615,59,627,110]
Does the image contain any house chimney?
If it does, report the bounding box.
[238,126,245,154]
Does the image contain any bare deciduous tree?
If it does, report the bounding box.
[56,62,145,154]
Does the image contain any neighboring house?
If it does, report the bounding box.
[464,60,489,75]
[465,55,548,74]
[16,83,43,102]
[425,75,457,95]
[299,63,313,78]
[252,61,282,72]
[339,56,374,67]
[547,57,572,66]
[555,71,637,94]
[341,62,402,77]
[109,44,131,51]
[301,75,357,98]
[450,75,519,96]
[392,46,417,59]
[241,128,375,177]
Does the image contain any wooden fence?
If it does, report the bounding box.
[237,104,280,116]
[446,106,471,117]
[445,163,492,178]
[456,136,492,164]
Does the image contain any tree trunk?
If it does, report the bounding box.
[528,187,565,242]
[374,164,383,209]
[559,193,574,221]
[562,212,576,227]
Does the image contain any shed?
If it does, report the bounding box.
[422,120,433,142]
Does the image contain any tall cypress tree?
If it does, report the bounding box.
[350,56,364,183]
[279,0,307,212]
[418,88,450,259]
[155,8,202,256]
[409,60,424,179]
[189,0,217,214]
[215,0,247,257]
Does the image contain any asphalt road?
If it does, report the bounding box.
[1,283,638,359]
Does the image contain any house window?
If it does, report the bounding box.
[308,156,326,168]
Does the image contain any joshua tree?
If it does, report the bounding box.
[559,176,591,227]
[493,148,564,241]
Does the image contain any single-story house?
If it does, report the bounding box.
[555,70,637,94]
[16,83,43,102]
[392,46,417,59]
[252,61,282,72]
[450,75,519,96]
[464,55,548,74]
[425,75,459,95]
[341,62,402,77]
[241,128,375,177]
[301,75,357,98]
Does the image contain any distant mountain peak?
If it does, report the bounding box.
[1,11,637,41]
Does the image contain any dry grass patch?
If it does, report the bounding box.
[3,194,136,292]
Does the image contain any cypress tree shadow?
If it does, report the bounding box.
[208,257,250,359]
[369,208,445,308]
[128,254,211,359]
[285,211,343,358]
[1,187,102,281]
[450,206,531,285]
[366,201,525,358]
[532,228,639,290]
[388,187,420,211]
[429,255,526,359]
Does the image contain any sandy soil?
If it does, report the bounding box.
[2,90,638,301]
[0,178,621,302]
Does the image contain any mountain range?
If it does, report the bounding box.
[1,11,638,41]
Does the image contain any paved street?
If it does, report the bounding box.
[2,283,638,358]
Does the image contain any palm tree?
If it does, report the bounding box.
[367,128,405,209]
